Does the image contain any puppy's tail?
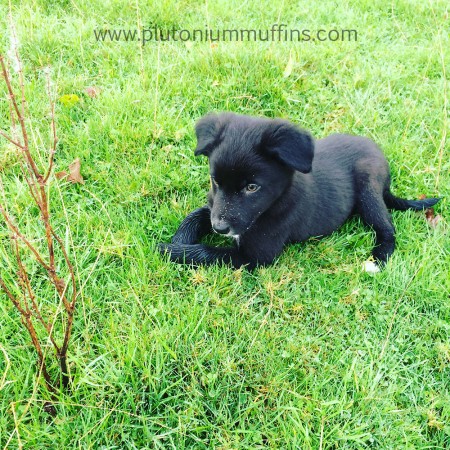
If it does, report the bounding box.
[384,191,442,211]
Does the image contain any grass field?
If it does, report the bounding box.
[0,0,449,448]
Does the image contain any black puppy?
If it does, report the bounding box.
[158,112,440,270]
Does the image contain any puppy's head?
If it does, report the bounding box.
[194,112,314,237]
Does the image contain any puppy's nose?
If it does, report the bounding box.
[212,221,230,235]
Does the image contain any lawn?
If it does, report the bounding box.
[0,0,449,448]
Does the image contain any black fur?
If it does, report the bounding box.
[158,112,440,270]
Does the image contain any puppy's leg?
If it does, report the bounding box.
[171,206,212,245]
[356,188,396,265]
[158,243,253,269]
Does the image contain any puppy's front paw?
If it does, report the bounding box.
[157,242,187,264]
[363,260,381,274]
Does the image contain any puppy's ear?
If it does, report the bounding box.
[262,120,314,173]
[194,113,229,156]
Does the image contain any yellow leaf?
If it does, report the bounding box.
[283,53,294,78]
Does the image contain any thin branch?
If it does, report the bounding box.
[0,275,27,316]
[13,238,61,353]
[0,202,51,271]
[0,274,55,392]
[0,128,24,149]
[18,160,41,206]
[21,314,56,393]
[0,47,78,395]
[0,56,40,182]
[52,229,77,309]
[13,237,30,315]
[43,69,57,183]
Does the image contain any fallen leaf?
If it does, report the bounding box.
[425,208,442,228]
[84,86,100,98]
[68,158,84,184]
[55,171,68,180]
[425,208,435,221]
[419,195,441,228]
[283,52,294,78]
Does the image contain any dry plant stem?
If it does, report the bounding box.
[44,71,57,184]
[0,57,40,179]
[14,238,62,354]
[19,160,40,206]
[1,56,64,302]
[0,276,56,394]
[0,129,24,148]
[0,54,77,393]
[0,203,51,270]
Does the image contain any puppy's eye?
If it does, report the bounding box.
[245,183,260,193]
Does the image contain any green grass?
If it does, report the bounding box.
[0,0,449,448]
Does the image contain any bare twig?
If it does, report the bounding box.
[14,238,61,352]
[43,68,57,183]
[0,49,78,396]
[0,129,24,149]
[0,56,40,181]
[0,203,51,271]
